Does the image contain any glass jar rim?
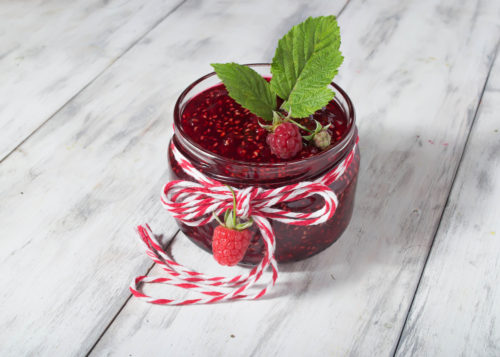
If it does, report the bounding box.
[173,63,356,169]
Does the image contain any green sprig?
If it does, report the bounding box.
[211,16,343,121]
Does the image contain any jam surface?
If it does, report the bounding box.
[180,83,350,162]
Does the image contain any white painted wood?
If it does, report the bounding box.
[395,46,500,357]
[0,0,349,355]
[0,0,185,161]
[88,0,500,356]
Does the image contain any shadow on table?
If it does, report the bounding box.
[158,128,440,302]
[263,128,439,299]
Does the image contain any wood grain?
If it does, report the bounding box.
[88,0,500,356]
[0,0,184,161]
[395,44,500,357]
[0,0,348,355]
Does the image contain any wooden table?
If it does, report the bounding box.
[1,0,499,356]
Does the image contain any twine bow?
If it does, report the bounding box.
[130,137,358,305]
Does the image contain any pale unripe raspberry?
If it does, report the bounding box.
[313,130,331,150]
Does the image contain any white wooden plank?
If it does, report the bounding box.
[0,0,349,355]
[395,45,500,357]
[89,0,500,356]
[0,0,185,161]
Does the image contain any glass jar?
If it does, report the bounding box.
[168,64,360,264]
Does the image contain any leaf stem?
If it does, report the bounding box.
[213,211,224,226]
[285,118,314,133]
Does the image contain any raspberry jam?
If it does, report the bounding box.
[180,83,349,163]
[169,64,360,264]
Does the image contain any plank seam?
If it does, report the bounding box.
[391,37,500,357]
[337,0,352,17]
[85,230,180,356]
[0,0,188,165]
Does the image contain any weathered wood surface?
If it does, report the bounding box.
[0,0,184,161]
[0,0,348,355]
[395,45,500,357]
[89,0,500,356]
[2,0,500,356]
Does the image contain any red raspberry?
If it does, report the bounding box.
[212,226,251,266]
[266,122,303,159]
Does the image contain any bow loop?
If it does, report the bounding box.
[131,138,357,305]
[163,178,339,227]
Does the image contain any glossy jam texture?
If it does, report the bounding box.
[180,83,349,162]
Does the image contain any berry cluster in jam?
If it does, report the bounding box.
[181,82,349,163]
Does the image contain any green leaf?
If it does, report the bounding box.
[211,63,277,121]
[236,221,253,230]
[270,16,343,118]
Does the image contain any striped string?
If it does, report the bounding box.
[130,136,358,305]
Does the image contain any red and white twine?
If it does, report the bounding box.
[131,137,358,305]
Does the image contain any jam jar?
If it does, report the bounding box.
[168,64,360,264]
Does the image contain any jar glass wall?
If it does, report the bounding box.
[168,64,360,264]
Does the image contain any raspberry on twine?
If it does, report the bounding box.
[130,136,359,305]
